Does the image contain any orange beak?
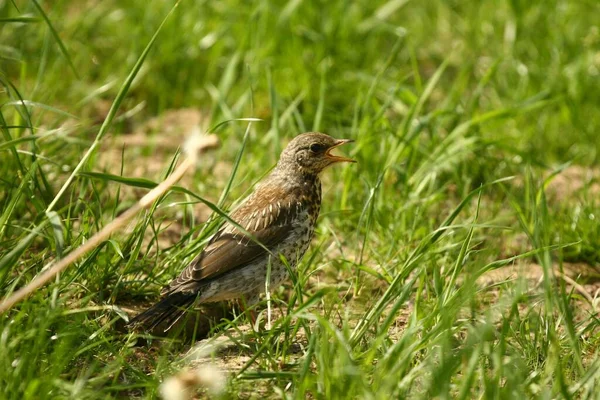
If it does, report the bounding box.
[325,139,356,163]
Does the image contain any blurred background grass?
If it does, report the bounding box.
[3,0,600,160]
[1,0,600,398]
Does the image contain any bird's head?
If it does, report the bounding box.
[277,132,356,175]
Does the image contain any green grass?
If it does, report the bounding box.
[2,0,600,398]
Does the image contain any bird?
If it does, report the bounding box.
[129,132,355,331]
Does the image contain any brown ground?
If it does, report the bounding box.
[545,166,600,202]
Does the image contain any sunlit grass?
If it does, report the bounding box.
[1,0,600,398]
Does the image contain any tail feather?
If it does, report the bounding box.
[128,292,196,332]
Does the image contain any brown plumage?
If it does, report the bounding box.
[129,132,355,331]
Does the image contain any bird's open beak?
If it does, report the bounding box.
[326,139,356,163]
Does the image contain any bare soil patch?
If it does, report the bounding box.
[545,166,600,202]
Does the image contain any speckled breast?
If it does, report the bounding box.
[269,178,322,286]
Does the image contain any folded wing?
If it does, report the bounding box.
[165,187,303,294]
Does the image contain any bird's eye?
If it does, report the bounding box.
[309,143,326,153]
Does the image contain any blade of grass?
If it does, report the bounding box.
[46,1,181,214]
[350,176,514,347]
[217,121,252,207]
[312,67,326,132]
[31,0,79,79]
[0,132,217,313]
[0,160,39,240]
[0,17,40,23]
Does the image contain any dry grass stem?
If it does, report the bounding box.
[0,134,219,314]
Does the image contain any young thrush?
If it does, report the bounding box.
[129,132,355,331]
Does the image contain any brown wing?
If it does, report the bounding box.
[165,185,303,294]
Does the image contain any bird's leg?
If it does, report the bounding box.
[237,299,257,325]
[238,292,261,331]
